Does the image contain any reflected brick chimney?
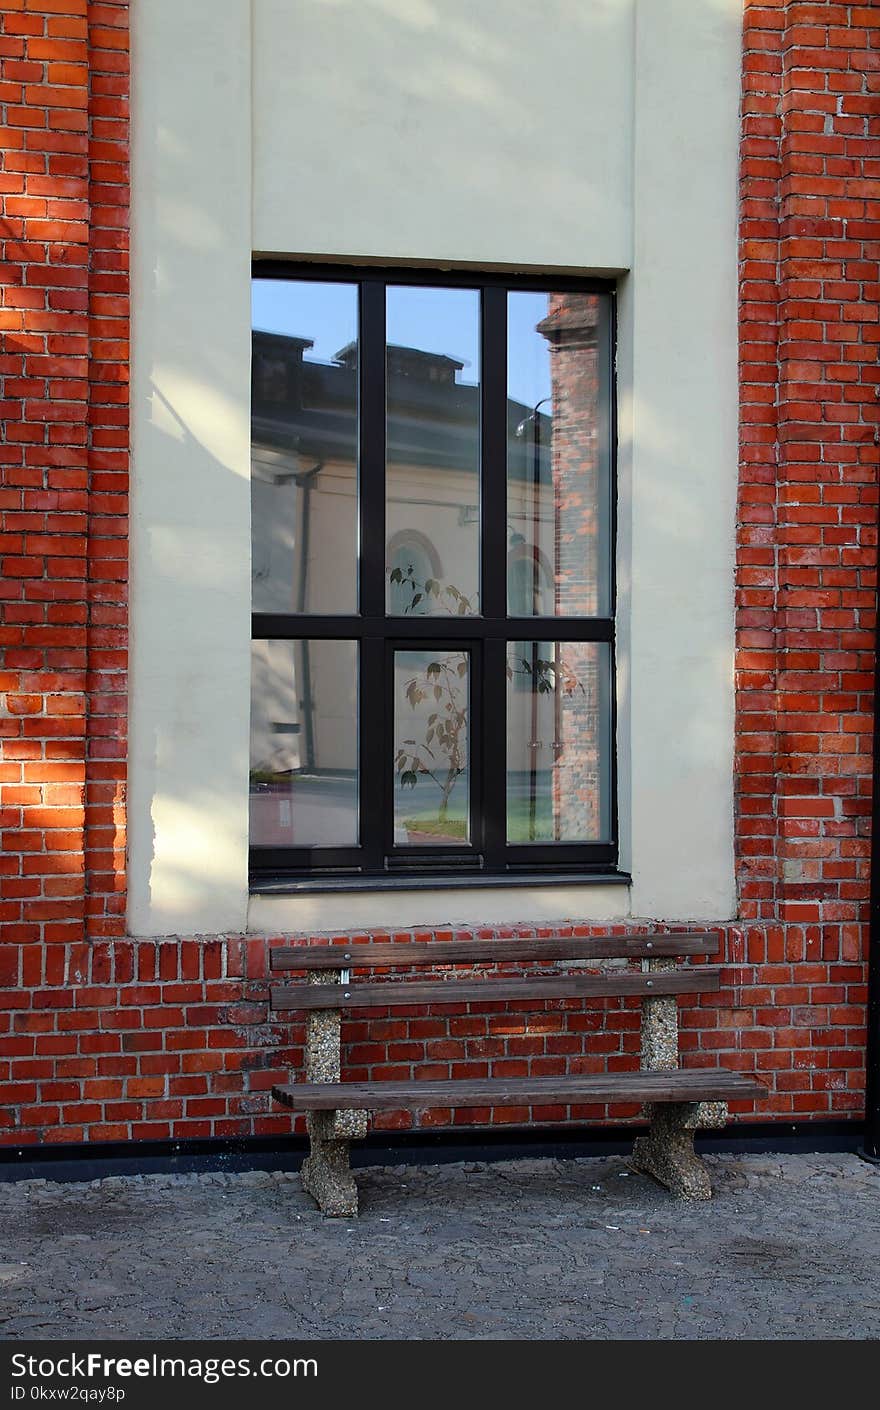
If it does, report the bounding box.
[539,295,604,841]
[538,294,600,616]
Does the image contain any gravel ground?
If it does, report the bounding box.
[0,1153,878,1341]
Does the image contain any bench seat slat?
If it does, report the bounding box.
[271,968,720,1012]
[270,933,720,971]
[273,1070,765,1110]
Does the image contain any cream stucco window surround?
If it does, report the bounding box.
[128,0,740,938]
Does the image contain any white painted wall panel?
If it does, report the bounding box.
[128,0,253,934]
[128,0,742,935]
[253,0,633,272]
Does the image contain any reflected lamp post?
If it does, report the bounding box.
[516,398,550,842]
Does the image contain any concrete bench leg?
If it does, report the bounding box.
[633,953,728,1200]
[630,1101,727,1201]
[302,1108,369,1217]
[300,979,370,1216]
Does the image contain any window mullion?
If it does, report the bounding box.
[359,634,385,870]
[482,636,507,867]
[359,279,388,869]
[597,291,616,618]
[359,278,386,618]
[480,286,507,620]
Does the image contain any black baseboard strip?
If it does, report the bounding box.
[0,1120,863,1185]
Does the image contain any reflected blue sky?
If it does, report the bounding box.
[251,280,552,409]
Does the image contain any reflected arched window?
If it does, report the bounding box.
[508,552,551,616]
[388,532,441,616]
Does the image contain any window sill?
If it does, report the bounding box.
[249,869,632,896]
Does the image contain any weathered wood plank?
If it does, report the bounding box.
[270,933,720,971]
[272,1069,766,1111]
[270,968,720,1012]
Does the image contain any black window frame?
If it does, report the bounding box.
[250,262,621,890]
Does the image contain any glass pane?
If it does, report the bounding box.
[386,286,480,616]
[506,641,611,843]
[507,291,609,617]
[251,280,358,614]
[394,649,470,846]
[250,639,358,847]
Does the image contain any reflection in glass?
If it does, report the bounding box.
[251,280,358,615]
[394,649,470,846]
[506,641,611,843]
[387,532,438,616]
[507,291,609,617]
[508,552,551,693]
[250,639,358,847]
[386,286,480,615]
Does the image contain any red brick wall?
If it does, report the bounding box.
[0,1,878,1149]
[0,0,128,960]
[734,0,878,1106]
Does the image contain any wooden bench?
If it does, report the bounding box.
[270,932,765,1216]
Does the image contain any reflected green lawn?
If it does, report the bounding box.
[404,795,555,844]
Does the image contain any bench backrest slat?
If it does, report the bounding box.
[269,932,719,972]
[271,968,720,1012]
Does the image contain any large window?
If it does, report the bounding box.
[250,266,616,885]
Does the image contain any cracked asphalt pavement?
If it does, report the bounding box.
[1,1153,878,1340]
